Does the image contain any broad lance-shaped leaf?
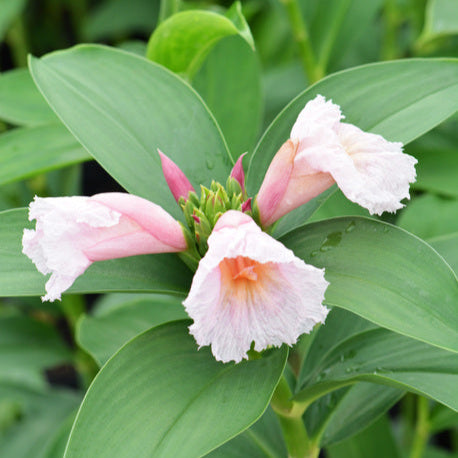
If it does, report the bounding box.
[64,321,287,458]
[0,68,58,125]
[0,208,192,297]
[207,407,288,458]
[29,45,232,220]
[281,217,458,354]
[76,293,188,366]
[248,58,458,236]
[0,124,91,186]
[193,35,263,158]
[304,383,403,446]
[294,309,458,411]
[146,2,254,80]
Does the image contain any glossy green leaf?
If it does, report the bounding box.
[65,321,287,458]
[29,45,231,219]
[193,35,263,157]
[281,217,458,353]
[326,415,401,458]
[0,68,57,125]
[0,315,71,389]
[0,0,26,41]
[0,383,80,458]
[146,3,254,80]
[248,59,458,234]
[305,382,403,446]
[428,233,458,273]
[397,194,458,240]
[295,309,458,411]
[76,293,188,366]
[0,124,91,186]
[0,208,192,297]
[207,407,287,458]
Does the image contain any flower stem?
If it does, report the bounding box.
[271,376,319,458]
[409,396,430,458]
[280,0,323,84]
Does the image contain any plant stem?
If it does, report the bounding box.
[271,376,319,458]
[409,396,430,458]
[279,0,323,84]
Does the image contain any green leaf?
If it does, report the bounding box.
[65,321,287,458]
[0,124,91,186]
[207,407,287,458]
[29,45,231,219]
[193,35,263,157]
[409,117,458,197]
[0,0,26,41]
[430,404,458,433]
[305,383,403,446]
[326,415,401,458]
[0,383,80,458]
[419,0,458,44]
[303,0,384,72]
[0,316,72,389]
[82,0,159,41]
[428,232,458,273]
[0,208,192,297]
[295,309,458,411]
[281,217,458,353]
[248,59,458,234]
[0,68,57,126]
[76,293,188,366]
[146,3,254,80]
[397,194,458,240]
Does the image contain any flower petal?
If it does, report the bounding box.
[183,210,329,363]
[23,194,187,301]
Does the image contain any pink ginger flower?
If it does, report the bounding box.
[22,193,187,302]
[183,210,329,363]
[256,95,418,227]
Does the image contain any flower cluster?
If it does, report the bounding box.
[23,95,417,363]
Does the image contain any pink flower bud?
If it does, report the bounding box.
[158,150,195,203]
[22,193,187,301]
[229,153,247,192]
[241,197,252,213]
[255,95,417,227]
[183,210,329,363]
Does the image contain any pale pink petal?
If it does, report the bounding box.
[183,210,329,363]
[335,123,417,214]
[158,150,195,202]
[291,94,343,141]
[256,94,418,225]
[23,194,187,301]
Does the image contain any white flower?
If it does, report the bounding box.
[183,210,329,363]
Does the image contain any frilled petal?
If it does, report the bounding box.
[255,95,418,225]
[23,194,187,301]
[183,210,329,363]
